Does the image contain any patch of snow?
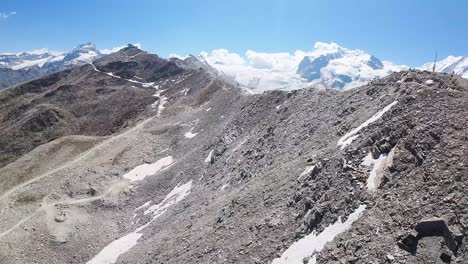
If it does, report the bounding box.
[361,152,389,191]
[143,181,193,218]
[87,181,192,264]
[337,101,398,149]
[91,64,164,115]
[122,156,175,182]
[86,232,142,264]
[153,89,166,116]
[184,128,198,139]
[149,86,167,116]
[425,79,434,85]
[337,135,360,150]
[205,150,214,163]
[271,205,366,264]
[135,201,151,211]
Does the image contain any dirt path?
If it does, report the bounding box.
[0,183,121,239]
[0,114,156,202]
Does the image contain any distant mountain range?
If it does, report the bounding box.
[1,42,466,91]
[0,42,101,70]
[199,43,467,92]
[0,43,102,89]
[420,55,468,78]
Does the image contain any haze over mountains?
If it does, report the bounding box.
[1,42,467,92]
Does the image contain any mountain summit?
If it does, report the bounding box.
[60,42,102,66]
[200,42,407,92]
[296,45,399,89]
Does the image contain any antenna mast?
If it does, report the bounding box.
[432,52,438,73]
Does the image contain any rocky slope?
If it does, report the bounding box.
[0,46,467,264]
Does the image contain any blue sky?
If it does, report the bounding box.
[1,0,467,66]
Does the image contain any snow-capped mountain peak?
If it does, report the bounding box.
[0,42,102,71]
[0,49,58,70]
[199,42,407,92]
[62,42,102,65]
[72,42,97,52]
[420,55,468,78]
[295,44,405,89]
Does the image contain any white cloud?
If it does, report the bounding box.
[0,11,16,20]
[198,43,345,72]
[313,42,341,51]
[245,50,312,71]
[100,43,142,54]
[169,53,189,59]
[198,47,322,92]
[200,49,245,66]
[196,42,406,92]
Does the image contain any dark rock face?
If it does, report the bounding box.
[0,66,43,89]
[367,55,384,70]
[398,233,419,254]
[297,53,341,81]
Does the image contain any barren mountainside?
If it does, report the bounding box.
[0,47,467,264]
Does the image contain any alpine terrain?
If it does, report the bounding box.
[0,43,103,90]
[1,44,468,264]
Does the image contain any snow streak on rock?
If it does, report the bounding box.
[204,150,214,163]
[184,128,198,139]
[271,205,366,264]
[361,152,389,191]
[90,63,167,116]
[86,233,142,264]
[143,181,193,219]
[86,181,193,264]
[337,101,398,149]
[122,156,175,182]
